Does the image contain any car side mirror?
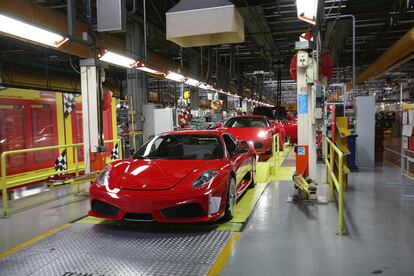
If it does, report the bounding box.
[240,141,249,149]
[233,145,249,155]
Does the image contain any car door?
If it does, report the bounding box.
[223,134,249,194]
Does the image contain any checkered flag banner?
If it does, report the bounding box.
[63,93,76,117]
[55,149,68,174]
[110,143,119,160]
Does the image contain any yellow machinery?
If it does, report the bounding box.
[292,173,317,201]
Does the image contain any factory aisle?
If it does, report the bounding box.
[0,185,89,253]
[222,164,414,276]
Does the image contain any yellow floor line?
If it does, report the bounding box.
[0,223,70,259]
[208,232,241,276]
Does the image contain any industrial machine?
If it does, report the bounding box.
[142,104,175,142]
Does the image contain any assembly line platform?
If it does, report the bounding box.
[0,224,231,276]
[0,148,296,275]
[0,182,272,275]
[0,182,274,275]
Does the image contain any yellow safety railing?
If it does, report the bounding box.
[273,133,280,158]
[324,137,345,235]
[132,131,144,152]
[271,133,280,175]
[1,139,123,217]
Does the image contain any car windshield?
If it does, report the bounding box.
[225,117,269,128]
[133,134,223,160]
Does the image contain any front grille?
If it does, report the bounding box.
[161,203,206,219]
[91,200,119,217]
[124,212,154,221]
[254,142,264,149]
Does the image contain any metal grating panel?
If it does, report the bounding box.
[0,224,231,276]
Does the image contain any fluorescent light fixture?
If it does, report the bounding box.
[0,14,68,48]
[185,78,200,86]
[166,72,185,82]
[296,0,319,25]
[98,50,137,68]
[137,66,161,74]
[198,83,211,90]
[134,62,164,75]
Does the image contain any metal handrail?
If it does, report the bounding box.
[1,139,123,217]
[274,133,280,158]
[324,137,345,235]
[271,134,280,175]
[131,131,144,152]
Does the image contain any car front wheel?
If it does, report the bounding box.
[249,157,257,188]
[223,177,236,221]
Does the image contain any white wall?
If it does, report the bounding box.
[356,96,375,167]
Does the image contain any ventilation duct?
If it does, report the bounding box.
[166,0,244,48]
[356,28,414,84]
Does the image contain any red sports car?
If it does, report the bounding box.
[89,130,256,222]
[284,112,298,144]
[284,121,297,144]
[221,115,284,154]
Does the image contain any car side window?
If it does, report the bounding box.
[223,134,237,156]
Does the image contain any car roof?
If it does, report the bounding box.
[229,115,268,119]
[160,130,225,136]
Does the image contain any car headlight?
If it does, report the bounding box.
[97,165,111,186]
[192,170,218,189]
[257,130,267,138]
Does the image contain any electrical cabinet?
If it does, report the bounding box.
[143,104,174,142]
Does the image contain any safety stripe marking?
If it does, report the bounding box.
[0,223,70,259]
[208,232,241,276]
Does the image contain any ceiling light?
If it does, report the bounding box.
[198,83,211,90]
[185,78,200,86]
[137,66,162,74]
[135,62,164,75]
[0,14,68,48]
[165,71,185,82]
[296,0,319,25]
[98,50,137,68]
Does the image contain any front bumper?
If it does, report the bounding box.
[88,182,227,223]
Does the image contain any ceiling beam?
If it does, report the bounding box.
[0,0,179,70]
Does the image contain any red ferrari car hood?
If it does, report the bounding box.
[113,159,220,191]
[223,127,272,142]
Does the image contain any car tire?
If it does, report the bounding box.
[223,177,236,221]
[249,157,257,188]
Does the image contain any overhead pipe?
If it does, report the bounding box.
[143,0,147,61]
[129,0,136,14]
[66,0,76,38]
[372,52,414,81]
[356,28,414,84]
[229,45,237,81]
[325,15,355,92]
[204,47,213,83]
